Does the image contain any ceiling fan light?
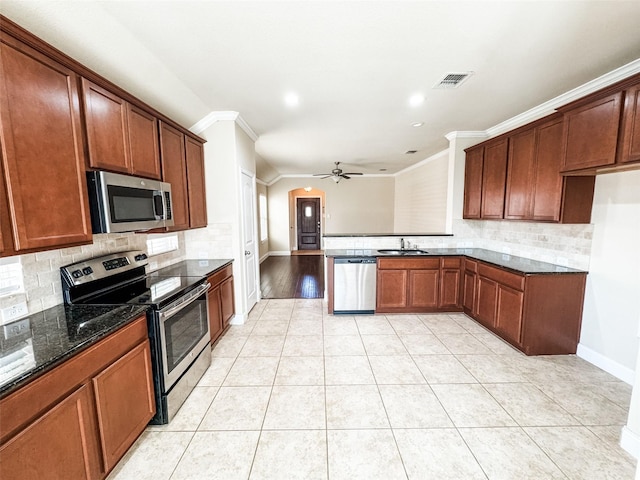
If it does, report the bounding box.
[332,176,340,183]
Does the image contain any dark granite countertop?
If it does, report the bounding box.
[0,303,148,398]
[151,259,233,278]
[325,248,586,274]
[323,233,453,237]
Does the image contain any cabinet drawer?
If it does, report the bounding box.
[0,315,147,443]
[478,263,524,291]
[208,264,232,287]
[441,257,461,269]
[378,257,440,270]
[464,259,478,273]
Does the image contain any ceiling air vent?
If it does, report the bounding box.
[434,72,473,89]
[405,150,418,154]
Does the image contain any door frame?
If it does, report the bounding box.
[293,194,322,251]
[239,168,260,318]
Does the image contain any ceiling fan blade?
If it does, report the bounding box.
[341,174,351,179]
[342,172,363,175]
[312,173,331,177]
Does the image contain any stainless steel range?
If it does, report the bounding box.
[61,251,211,424]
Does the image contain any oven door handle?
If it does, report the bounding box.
[158,282,211,321]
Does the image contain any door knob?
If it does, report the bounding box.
[245,250,251,256]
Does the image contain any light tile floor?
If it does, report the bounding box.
[108,299,638,480]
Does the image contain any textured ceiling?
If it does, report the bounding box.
[2,1,640,182]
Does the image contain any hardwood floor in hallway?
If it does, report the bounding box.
[260,255,324,299]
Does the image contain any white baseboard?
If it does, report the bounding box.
[621,426,640,460]
[268,251,291,256]
[229,312,246,325]
[259,253,270,264]
[576,343,636,385]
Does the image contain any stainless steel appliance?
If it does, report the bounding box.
[61,251,210,424]
[86,171,174,233]
[333,257,377,314]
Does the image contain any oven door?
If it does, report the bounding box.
[157,281,211,390]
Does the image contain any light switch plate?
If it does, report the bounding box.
[1,302,28,324]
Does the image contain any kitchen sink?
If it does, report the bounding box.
[377,249,429,255]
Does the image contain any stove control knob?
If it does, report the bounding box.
[135,254,148,261]
[82,267,93,275]
[71,269,83,279]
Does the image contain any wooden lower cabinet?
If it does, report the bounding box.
[376,257,461,313]
[0,385,102,480]
[207,264,235,344]
[0,316,155,480]
[495,284,524,345]
[475,275,499,329]
[92,341,155,472]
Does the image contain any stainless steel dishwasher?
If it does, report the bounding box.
[333,257,377,314]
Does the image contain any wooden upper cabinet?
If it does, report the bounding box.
[127,104,162,179]
[185,136,207,228]
[82,78,130,174]
[531,118,565,221]
[463,146,484,219]
[619,82,640,164]
[504,129,536,220]
[480,138,508,219]
[0,33,92,252]
[560,91,623,172]
[82,78,161,180]
[159,121,189,231]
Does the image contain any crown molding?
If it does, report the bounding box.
[256,178,268,186]
[445,131,488,141]
[190,110,258,141]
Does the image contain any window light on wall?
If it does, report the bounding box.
[259,194,268,243]
[146,234,179,256]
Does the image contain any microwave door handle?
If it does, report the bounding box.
[153,191,165,220]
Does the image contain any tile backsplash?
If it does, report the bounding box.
[323,219,593,271]
[0,232,186,318]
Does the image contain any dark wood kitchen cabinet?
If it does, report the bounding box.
[160,121,190,231]
[377,257,460,313]
[0,316,155,480]
[480,138,509,219]
[463,146,484,219]
[81,79,162,180]
[207,264,235,344]
[464,259,586,355]
[619,81,640,165]
[504,116,595,223]
[0,30,93,254]
[185,135,208,229]
[159,122,208,231]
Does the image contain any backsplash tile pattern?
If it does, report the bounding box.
[184,224,235,260]
[323,219,593,271]
[0,232,186,318]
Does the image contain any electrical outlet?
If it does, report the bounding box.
[1,302,28,323]
[3,318,30,339]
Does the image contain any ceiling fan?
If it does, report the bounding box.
[313,162,363,183]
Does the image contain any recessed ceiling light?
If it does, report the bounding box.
[411,122,424,127]
[409,93,424,107]
[284,92,299,107]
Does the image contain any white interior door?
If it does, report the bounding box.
[241,171,258,311]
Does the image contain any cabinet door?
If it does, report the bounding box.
[462,270,477,314]
[408,269,439,308]
[619,82,640,164]
[439,268,461,309]
[495,284,524,345]
[92,341,155,472]
[480,139,508,219]
[0,385,102,480]
[220,276,235,327]
[475,276,498,328]
[185,136,207,228]
[207,285,223,344]
[0,35,93,251]
[377,269,407,309]
[561,92,623,171]
[531,118,564,221]
[159,122,189,231]
[127,104,162,179]
[504,129,536,220]
[463,146,484,219]
[81,78,130,173]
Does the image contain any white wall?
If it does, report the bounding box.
[578,170,640,380]
[394,151,449,233]
[267,176,395,252]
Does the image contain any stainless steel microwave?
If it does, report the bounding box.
[86,171,174,233]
